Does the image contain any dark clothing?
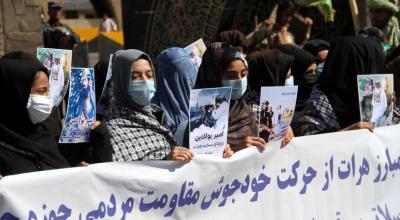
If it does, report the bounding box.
[248,49,293,94]
[0,58,69,176]
[303,39,330,57]
[318,36,386,128]
[292,87,340,136]
[194,42,230,89]
[216,30,249,51]
[59,123,112,166]
[279,45,318,112]
[43,21,80,49]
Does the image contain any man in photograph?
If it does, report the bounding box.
[371,81,388,125]
[49,57,64,105]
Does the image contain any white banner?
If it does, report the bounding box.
[1,125,400,219]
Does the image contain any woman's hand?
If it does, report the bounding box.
[77,161,89,167]
[223,144,234,158]
[235,136,267,152]
[281,126,294,148]
[168,147,193,162]
[341,122,374,132]
[264,18,275,26]
[304,17,314,26]
[91,121,101,130]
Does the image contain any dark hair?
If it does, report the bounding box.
[278,0,297,14]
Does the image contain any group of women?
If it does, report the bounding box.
[1,28,399,177]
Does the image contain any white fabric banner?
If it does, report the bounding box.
[1,125,400,220]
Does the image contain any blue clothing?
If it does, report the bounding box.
[153,47,198,140]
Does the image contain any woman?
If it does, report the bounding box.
[195,45,267,152]
[303,39,330,78]
[292,36,385,136]
[105,49,193,161]
[0,58,69,176]
[154,47,197,146]
[279,45,318,112]
[3,51,112,166]
[247,49,295,145]
[154,47,233,157]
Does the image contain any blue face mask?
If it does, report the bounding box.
[128,80,156,106]
[316,62,324,78]
[222,76,247,100]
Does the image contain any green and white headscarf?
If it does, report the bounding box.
[368,0,400,47]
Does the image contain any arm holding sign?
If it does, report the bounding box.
[340,122,374,133]
[233,136,266,152]
[167,147,194,162]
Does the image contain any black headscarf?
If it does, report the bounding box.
[0,58,69,175]
[194,42,229,89]
[318,36,386,128]
[248,49,292,94]
[303,39,330,57]
[279,45,318,111]
[216,30,249,51]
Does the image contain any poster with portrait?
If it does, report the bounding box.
[189,87,232,157]
[259,86,298,143]
[96,54,114,116]
[59,68,96,143]
[184,38,206,70]
[37,48,72,106]
[357,74,393,127]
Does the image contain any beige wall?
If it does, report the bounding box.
[0,0,44,56]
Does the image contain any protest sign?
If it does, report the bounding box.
[59,68,96,143]
[184,38,206,70]
[189,87,231,156]
[37,48,72,106]
[259,86,298,142]
[358,74,394,127]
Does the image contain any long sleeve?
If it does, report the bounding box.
[247,24,274,50]
[90,122,113,162]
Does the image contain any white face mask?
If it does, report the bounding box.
[26,94,53,124]
[285,76,294,86]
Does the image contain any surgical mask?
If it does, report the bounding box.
[128,80,156,106]
[285,76,294,86]
[26,94,53,124]
[222,76,247,100]
[316,62,324,78]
